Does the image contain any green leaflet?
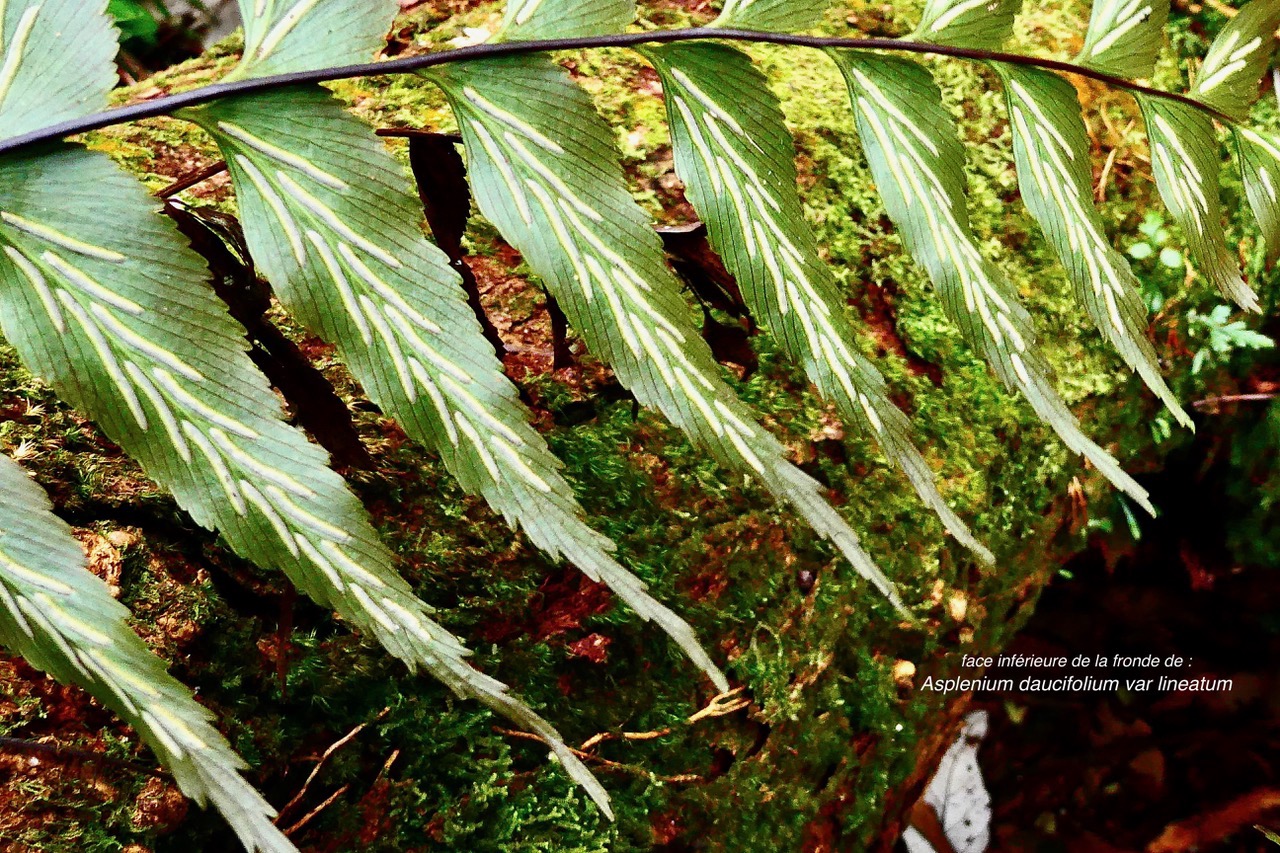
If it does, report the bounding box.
[0,140,610,820]
[231,0,397,79]
[1235,126,1280,265]
[1078,0,1170,78]
[912,0,1023,49]
[186,87,725,691]
[1139,96,1255,310]
[0,455,296,853]
[428,55,907,613]
[496,0,635,41]
[1190,0,1280,121]
[997,65,1190,427]
[646,42,992,564]
[0,0,118,138]
[712,0,829,31]
[833,52,1153,514]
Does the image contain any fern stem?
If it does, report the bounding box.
[0,28,1237,154]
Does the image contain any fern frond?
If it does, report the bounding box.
[997,64,1190,427]
[1190,0,1280,121]
[497,0,636,41]
[1,0,610,827]
[912,0,1023,49]
[231,0,398,79]
[832,52,1154,514]
[645,41,993,563]
[1078,0,1171,78]
[186,87,725,692]
[0,0,117,137]
[712,0,829,31]
[208,0,725,691]
[1139,96,1255,310]
[0,455,297,853]
[428,54,908,613]
[1235,126,1280,265]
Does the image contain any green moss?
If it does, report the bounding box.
[3,0,1265,849]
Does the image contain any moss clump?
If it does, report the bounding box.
[3,0,1268,850]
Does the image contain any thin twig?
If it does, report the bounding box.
[0,28,1240,156]
[275,707,389,824]
[281,784,350,836]
[0,736,167,779]
[1192,392,1278,408]
[494,728,704,783]
[157,160,228,198]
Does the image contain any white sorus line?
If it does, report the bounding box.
[438,372,525,446]
[238,479,300,557]
[0,585,33,638]
[524,179,590,295]
[504,132,603,222]
[293,534,346,592]
[929,0,991,33]
[382,305,472,385]
[508,0,542,26]
[37,593,113,646]
[407,359,459,445]
[89,303,205,382]
[1088,1,1153,58]
[253,0,323,62]
[669,69,747,137]
[209,427,314,499]
[359,293,415,401]
[1008,80,1075,159]
[43,251,142,315]
[152,367,259,439]
[277,172,401,269]
[847,67,941,157]
[454,414,503,483]
[182,422,246,514]
[307,230,372,346]
[265,485,351,542]
[472,124,532,225]
[234,156,304,265]
[1198,34,1263,94]
[337,243,441,334]
[0,551,75,595]
[0,5,39,109]
[55,292,148,430]
[672,98,724,195]
[490,435,553,493]
[463,87,565,154]
[3,245,63,332]
[16,597,84,674]
[0,213,125,262]
[216,122,347,190]
[123,362,192,463]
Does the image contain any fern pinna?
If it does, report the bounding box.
[0,0,1276,847]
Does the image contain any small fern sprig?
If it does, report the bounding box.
[3,0,1279,847]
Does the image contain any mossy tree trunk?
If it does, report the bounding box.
[0,2,1254,851]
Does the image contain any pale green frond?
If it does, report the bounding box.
[0,454,297,853]
[1139,96,1255,310]
[997,65,1190,427]
[912,0,1023,49]
[428,55,908,614]
[1235,125,1280,265]
[1078,0,1170,78]
[185,87,725,692]
[495,0,635,41]
[711,0,829,32]
[0,0,118,139]
[832,52,1153,514]
[231,0,397,79]
[1191,0,1280,121]
[0,142,610,819]
[646,42,992,564]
